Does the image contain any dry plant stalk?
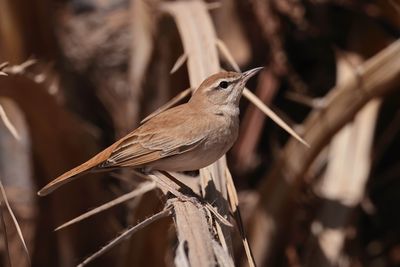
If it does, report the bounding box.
[55,181,156,231]
[0,104,20,140]
[0,62,8,76]
[307,99,380,266]
[305,53,380,265]
[250,39,400,266]
[77,205,173,267]
[0,98,35,267]
[129,0,157,127]
[160,1,235,266]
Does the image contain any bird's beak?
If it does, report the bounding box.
[241,67,264,83]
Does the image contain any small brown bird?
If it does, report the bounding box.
[38,68,262,196]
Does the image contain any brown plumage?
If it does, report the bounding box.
[38,68,263,196]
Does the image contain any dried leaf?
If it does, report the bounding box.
[225,167,256,267]
[77,206,172,267]
[0,204,12,266]
[174,240,191,267]
[3,59,36,75]
[212,239,234,267]
[206,2,222,10]
[0,179,30,265]
[0,62,9,69]
[216,39,241,72]
[0,104,20,140]
[55,181,156,231]
[243,88,309,147]
[170,53,188,74]
[149,171,232,227]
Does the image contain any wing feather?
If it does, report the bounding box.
[103,105,209,168]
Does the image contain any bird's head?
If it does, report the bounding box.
[190,67,263,108]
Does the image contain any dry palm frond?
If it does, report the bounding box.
[128,0,158,127]
[285,91,325,109]
[0,62,8,76]
[0,203,11,267]
[77,205,173,267]
[0,103,20,140]
[170,53,188,74]
[0,97,35,267]
[1,59,36,75]
[225,166,255,267]
[251,39,400,266]
[216,39,241,72]
[0,62,8,68]
[305,52,380,264]
[154,171,232,227]
[307,99,380,265]
[206,2,222,10]
[160,1,236,265]
[160,2,260,266]
[243,88,309,147]
[55,181,156,231]
[0,179,30,265]
[212,239,235,267]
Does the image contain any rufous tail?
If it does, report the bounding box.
[38,147,114,196]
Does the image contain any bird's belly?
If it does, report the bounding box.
[149,156,211,172]
[148,135,235,172]
[147,147,223,171]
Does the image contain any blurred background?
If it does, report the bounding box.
[0,0,399,266]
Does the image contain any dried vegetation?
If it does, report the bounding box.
[0,0,399,267]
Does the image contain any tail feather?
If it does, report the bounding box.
[38,164,94,196]
[38,147,114,196]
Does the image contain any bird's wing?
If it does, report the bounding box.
[102,107,209,168]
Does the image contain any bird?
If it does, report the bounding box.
[37,67,263,196]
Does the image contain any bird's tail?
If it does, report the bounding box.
[38,147,113,196]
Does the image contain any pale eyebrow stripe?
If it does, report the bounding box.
[214,76,240,87]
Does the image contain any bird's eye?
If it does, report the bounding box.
[218,81,229,89]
